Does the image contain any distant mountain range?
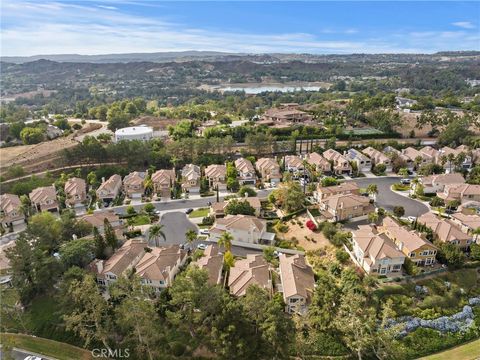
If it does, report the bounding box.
[2,50,479,64]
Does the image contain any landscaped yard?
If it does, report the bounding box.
[1,333,92,360]
[419,338,480,360]
[188,208,209,218]
[276,215,330,251]
[422,339,480,360]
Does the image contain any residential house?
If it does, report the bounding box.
[314,182,360,203]
[438,184,480,204]
[0,194,25,228]
[380,217,437,266]
[80,210,123,235]
[362,147,392,172]
[304,152,332,174]
[96,174,122,202]
[319,193,374,222]
[255,158,282,184]
[191,244,224,285]
[451,212,480,237]
[151,169,175,198]
[350,225,405,275]
[209,214,275,244]
[181,164,201,193]
[228,254,271,297]
[384,146,414,170]
[234,158,256,185]
[204,164,227,191]
[210,197,262,218]
[261,103,312,126]
[90,240,186,292]
[29,185,59,213]
[64,177,87,208]
[123,171,146,199]
[437,146,471,172]
[458,201,480,215]
[416,173,465,195]
[419,146,439,163]
[284,155,305,173]
[402,147,430,168]
[345,148,372,173]
[418,212,472,249]
[322,149,352,175]
[279,254,315,315]
[396,97,418,110]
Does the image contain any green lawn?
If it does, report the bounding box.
[420,338,480,360]
[1,333,92,360]
[188,208,209,218]
[131,214,151,226]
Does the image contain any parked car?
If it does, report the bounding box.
[197,244,207,250]
[185,208,194,214]
[400,178,411,185]
[154,210,161,215]
[407,216,417,223]
[200,229,210,235]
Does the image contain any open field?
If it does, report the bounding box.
[0,333,92,360]
[419,338,480,360]
[278,215,330,250]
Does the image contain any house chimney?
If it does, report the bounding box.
[96,260,104,273]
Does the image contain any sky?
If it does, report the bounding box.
[1,1,479,56]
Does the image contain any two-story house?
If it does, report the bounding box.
[228,254,272,297]
[362,147,392,172]
[384,146,414,170]
[304,152,332,174]
[256,157,282,184]
[451,212,480,237]
[438,184,480,204]
[320,193,374,222]
[416,173,465,195]
[209,214,275,244]
[345,148,372,173]
[96,174,122,203]
[80,210,123,236]
[418,212,472,249]
[322,149,352,175]
[350,225,405,275]
[204,164,227,191]
[0,194,25,228]
[402,147,430,168]
[151,169,175,198]
[123,171,146,199]
[314,181,360,203]
[210,197,262,218]
[191,244,224,285]
[380,217,437,266]
[29,185,59,213]
[284,155,305,173]
[279,254,315,315]
[235,158,256,185]
[64,177,87,208]
[181,164,201,193]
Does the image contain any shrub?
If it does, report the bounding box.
[372,163,387,175]
[429,196,445,207]
[393,206,405,217]
[335,249,350,263]
[169,341,186,356]
[321,176,338,187]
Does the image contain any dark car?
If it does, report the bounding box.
[185,208,194,214]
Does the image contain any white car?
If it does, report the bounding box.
[199,229,210,235]
[407,216,417,223]
[24,356,42,360]
[197,244,207,250]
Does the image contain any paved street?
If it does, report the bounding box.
[148,211,199,246]
[351,177,429,217]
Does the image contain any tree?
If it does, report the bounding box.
[224,199,256,216]
[437,242,465,269]
[321,176,338,187]
[470,243,480,261]
[143,203,156,216]
[237,185,257,197]
[126,205,137,215]
[308,271,340,331]
[368,212,379,224]
[59,238,95,268]
[223,250,235,269]
[20,127,44,144]
[335,290,376,360]
[398,168,409,177]
[107,105,130,131]
[148,224,166,246]
[26,211,62,253]
[393,206,405,218]
[446,199,461,211]
[226,177,240,192]
[273,181,305,213]
[366,184,378,200]
[372,163,386,175]
[185,229,197,246]
[63,274,112,350]
[104,218,118,249]
[218,231,233,252]
[93,227,107,259]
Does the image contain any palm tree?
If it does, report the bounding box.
[447,153,455,173]
[414,156,423,171]
[185,229,197,246]
[368,212,379,224]
[148,224,166,247]
[472,227,480,243]
[218,231,233,252]
[366,184,378,201]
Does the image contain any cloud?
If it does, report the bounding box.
[452,21,475,29]
[0,0,478,56]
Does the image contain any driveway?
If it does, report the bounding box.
[350,177,429,217]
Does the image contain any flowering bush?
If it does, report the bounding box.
[306,220,317,231]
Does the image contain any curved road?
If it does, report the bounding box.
[351,177,429,217]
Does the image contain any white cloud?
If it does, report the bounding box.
[0,0,478,56]
[452,21,475,29]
